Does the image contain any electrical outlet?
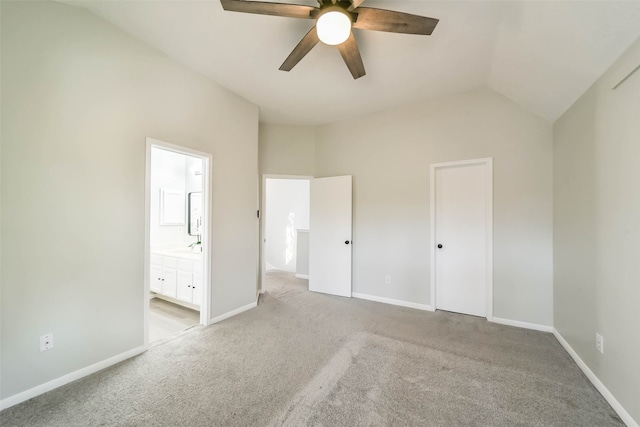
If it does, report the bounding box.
[384,275,391,285]
[596,333,604,354]
[40,333,54,352]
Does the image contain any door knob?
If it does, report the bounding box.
[345,240,351,245]
[437,244,443,249]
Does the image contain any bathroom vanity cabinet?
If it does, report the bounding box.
[150,251,203,309]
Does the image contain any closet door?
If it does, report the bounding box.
[432,159,492,318]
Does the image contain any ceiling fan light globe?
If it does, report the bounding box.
[316,11,351,45]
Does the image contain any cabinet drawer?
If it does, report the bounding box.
[150,254,163,266]
[178,259,193,272]
[163,257,178,269]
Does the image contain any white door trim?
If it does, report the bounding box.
[259,174,313,294]
[145,138,213,347]
[429,157,493,320]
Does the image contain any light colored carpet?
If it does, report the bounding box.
[0,271,623,426]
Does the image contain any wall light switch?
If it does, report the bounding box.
[40,333,54,352]
[385,275,391,285]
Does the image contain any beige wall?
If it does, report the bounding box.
[258,123,316,290]
[1,1,258,399]
[259,123,316,177]
[315,88,554,326]
[554,37,640,423]
[0,2,3,396]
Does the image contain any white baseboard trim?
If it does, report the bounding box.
[490,317,553,333]
[210,301,257,324]
[0,345,147,411]
[352,292,434,312]
[295,274,309,279]
[553,329,638,427]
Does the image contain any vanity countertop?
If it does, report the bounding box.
[151,248,203,261]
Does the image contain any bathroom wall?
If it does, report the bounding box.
[150,148,202,248]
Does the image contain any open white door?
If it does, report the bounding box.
[309,175,352,298]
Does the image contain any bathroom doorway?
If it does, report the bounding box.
[144,138,212,345]
[260,176,311,294]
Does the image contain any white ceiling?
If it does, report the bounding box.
[67,0,640,125]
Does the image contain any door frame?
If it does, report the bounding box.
[259,174,313,294]
[429,158,493,320]
[144,138,213,347]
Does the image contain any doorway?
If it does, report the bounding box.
[260,174,354,298]
[430,158,493,319]
[261,176,311,294]
[144,138,212,345]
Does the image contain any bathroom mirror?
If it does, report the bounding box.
[188,192,203,236]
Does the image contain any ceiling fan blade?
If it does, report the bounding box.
[337,32,366,79]
[353,7,439,35]
[347,0,365,12]
[279,26,320,72]
[220,0,316,19]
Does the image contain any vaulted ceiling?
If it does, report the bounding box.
[67,0,640,125]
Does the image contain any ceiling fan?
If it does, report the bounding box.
[220,0,439,79]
